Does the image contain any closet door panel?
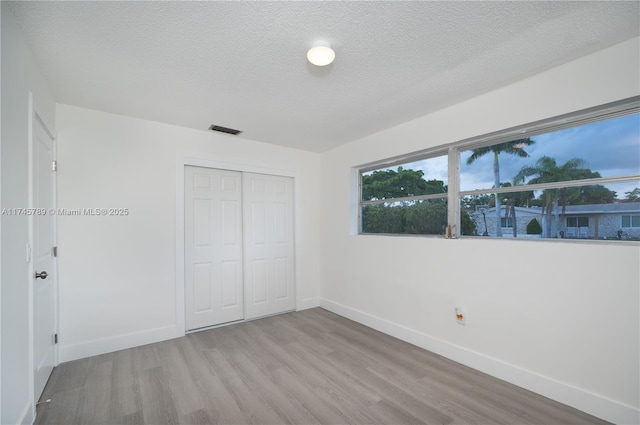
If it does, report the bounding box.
[243,173,295,319]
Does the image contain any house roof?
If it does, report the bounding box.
[6,1,639,153]
[563,202,640,215]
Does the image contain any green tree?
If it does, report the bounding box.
[466,138,535,236]
[568,184,616,205]
[404,202,448,234]
[526,218,542,235]
[514,156,607,237]
[551,168,616,206]
[361,201,449,235]
[362,167,445,201]
[460,210,477,236]
[361,204,405,234]
[625,188,640,202]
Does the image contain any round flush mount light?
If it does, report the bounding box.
[307,41,335,66]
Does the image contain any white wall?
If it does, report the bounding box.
[1,4,57,425]
[55,105,321,361]
[319,37,640,424]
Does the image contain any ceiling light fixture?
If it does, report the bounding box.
[307,41,335,66]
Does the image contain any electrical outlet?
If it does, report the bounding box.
[455,307,466,325]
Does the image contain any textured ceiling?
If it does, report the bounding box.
[7,1,640,153]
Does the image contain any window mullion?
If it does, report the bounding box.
[447,147,460,238]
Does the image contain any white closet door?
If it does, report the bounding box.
[243,173,295,319]
[185,166,243,330]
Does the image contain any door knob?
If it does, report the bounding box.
[35,271,48,280]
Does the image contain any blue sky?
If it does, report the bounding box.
[395,113,640,199]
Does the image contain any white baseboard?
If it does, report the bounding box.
[297,297,320,311]
[58,325,183,363]
[319,298,639,425]
[57,299,322,364]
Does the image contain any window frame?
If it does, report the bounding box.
[357,96,640,241]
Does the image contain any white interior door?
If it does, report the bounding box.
[243,173,295,320]
[185,166,244,330]
[32,114,56,401]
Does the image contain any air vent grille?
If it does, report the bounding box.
[208,124,243,135]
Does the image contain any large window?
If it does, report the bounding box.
[359,98,640,242]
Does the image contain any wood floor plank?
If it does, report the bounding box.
[109,349,141,422]
[285,340,384,407]
[325,350,453,424]
[265,312,336,356]
[130,343,162,372]
[121,410,144,425]
[137,366,180,425]
[203,348,285,424]
[181,408,214,425]
[192,367,247,424]
[310,380,386,424]
[368,398,429,425]
[78,356,113,424]
[229,351,322,424]
[153,339,206,417]
[366,360,513,424]
[34,308,611,425]
[175,334,248,423]
[270,365,358,424]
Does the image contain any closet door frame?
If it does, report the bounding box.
[175,153,300,335]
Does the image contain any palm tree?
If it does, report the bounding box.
[466,138,535,236]
[513,156,590,238]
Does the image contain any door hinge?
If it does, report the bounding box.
[51,160,57,171]
[54,334,58,344]
[52,246,58,257]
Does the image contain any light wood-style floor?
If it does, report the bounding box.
[35,308,610,425]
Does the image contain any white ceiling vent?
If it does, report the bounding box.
[208,124,243,135]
